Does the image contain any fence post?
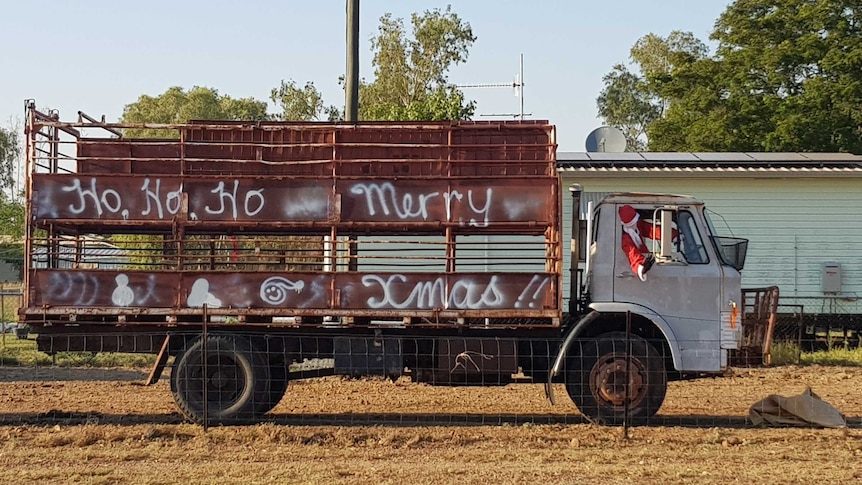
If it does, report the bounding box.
[202,303,208,432]
[623,310,632,437]
[1,282,5,350]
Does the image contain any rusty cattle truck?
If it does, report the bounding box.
[21,103,752,425]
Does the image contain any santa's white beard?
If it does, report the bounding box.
[624,225,643,249]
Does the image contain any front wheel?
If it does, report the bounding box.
[565,333,667,425]
[171,334,270,425]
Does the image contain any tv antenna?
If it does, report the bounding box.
[585,126,627,152]
[456,54,530,120]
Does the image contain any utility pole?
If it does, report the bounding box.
[344,0,360,273]
[345,0,360,122]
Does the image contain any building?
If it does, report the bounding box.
[557,152,862,338]
[32,237,129,270]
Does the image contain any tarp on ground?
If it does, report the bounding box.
[749,387,846,428]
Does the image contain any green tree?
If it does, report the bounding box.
[646,0,862,152]
[0,126,20,194]
[270,79,340,121]
[0,192,25,275]
[596,31,707,150]
[631,32,709,81]
[120,86,270,138]
[708,0,862,152]
[0,191,24,249]
[596,65,659,151]
[359,6,477,121]
[0,125,24,277]
[647,58,755,151]
[0,194,24,240]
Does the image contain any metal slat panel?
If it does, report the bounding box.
[25,118,563,327]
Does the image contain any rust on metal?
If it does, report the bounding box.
[144,334,172,385]
[28,270,554,313]
[32,174,555,229]
[32,175,335,223]
[733,286,781,366]
[23,112,560,328]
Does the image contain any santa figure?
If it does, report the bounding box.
[619,204,659,282]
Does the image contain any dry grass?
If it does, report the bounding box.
[0,366,860,484]
[1,422,861,484]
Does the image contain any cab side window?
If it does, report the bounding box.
[676,211,708,264]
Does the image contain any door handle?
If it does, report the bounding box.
[616,272,635,278]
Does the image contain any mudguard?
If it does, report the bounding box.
[544,303,681,404]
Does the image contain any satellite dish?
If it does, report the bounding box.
[585,126,626,152]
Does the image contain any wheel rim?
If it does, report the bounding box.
[589,353,648,410]
[185,355,247,411]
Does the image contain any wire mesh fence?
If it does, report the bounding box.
[776,296,862,351]
[1,324,859,429]
[2,278,860,428]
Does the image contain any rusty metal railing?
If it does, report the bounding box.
[732,286,780,366]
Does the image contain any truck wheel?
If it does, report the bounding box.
[565,333,666,425]
[256,362,289,415]
[171,334,270,425]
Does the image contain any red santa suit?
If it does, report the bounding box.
[619,204,665,281]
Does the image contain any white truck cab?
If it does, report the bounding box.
[550,191,749,424]
[589,194,745,372]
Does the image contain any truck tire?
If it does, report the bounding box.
[256,362,288,415]
[171,334,270,425]
[565,333,666,425]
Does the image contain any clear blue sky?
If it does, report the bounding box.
[1,0,731,151]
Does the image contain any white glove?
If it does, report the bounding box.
[637,264,647,282]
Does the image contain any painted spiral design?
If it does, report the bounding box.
[260,277,304,305]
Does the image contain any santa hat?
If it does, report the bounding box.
[619,204,639,227]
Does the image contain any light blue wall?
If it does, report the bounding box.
[559,174,862,312]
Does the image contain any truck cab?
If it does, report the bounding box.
[552,191,749,424]
[589,194,746,371]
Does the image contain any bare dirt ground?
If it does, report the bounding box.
[0,365,860,484]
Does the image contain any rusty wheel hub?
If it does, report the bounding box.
[590,354,647,409]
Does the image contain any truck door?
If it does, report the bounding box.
[612,205,722,371]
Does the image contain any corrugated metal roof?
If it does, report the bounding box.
[557,152,862,172]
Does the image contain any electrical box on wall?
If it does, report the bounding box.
[821,261,842,293]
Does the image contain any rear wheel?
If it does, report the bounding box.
[256,361,289,415]
[171,334,270,425]
[565,333,667,425]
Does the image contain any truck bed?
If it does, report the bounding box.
[23,117,561,328]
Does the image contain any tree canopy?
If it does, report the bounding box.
[597,31,708,150]
[596,65,660,151]
[0,185,24,264]
[597,0,862,153]
[120,86,270,138]
[122,6,478,129]
[359,6,477,121]
[0,126,24,268]
[0,125,22,238]
[0,126,20,195]
[270,79,340,121]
